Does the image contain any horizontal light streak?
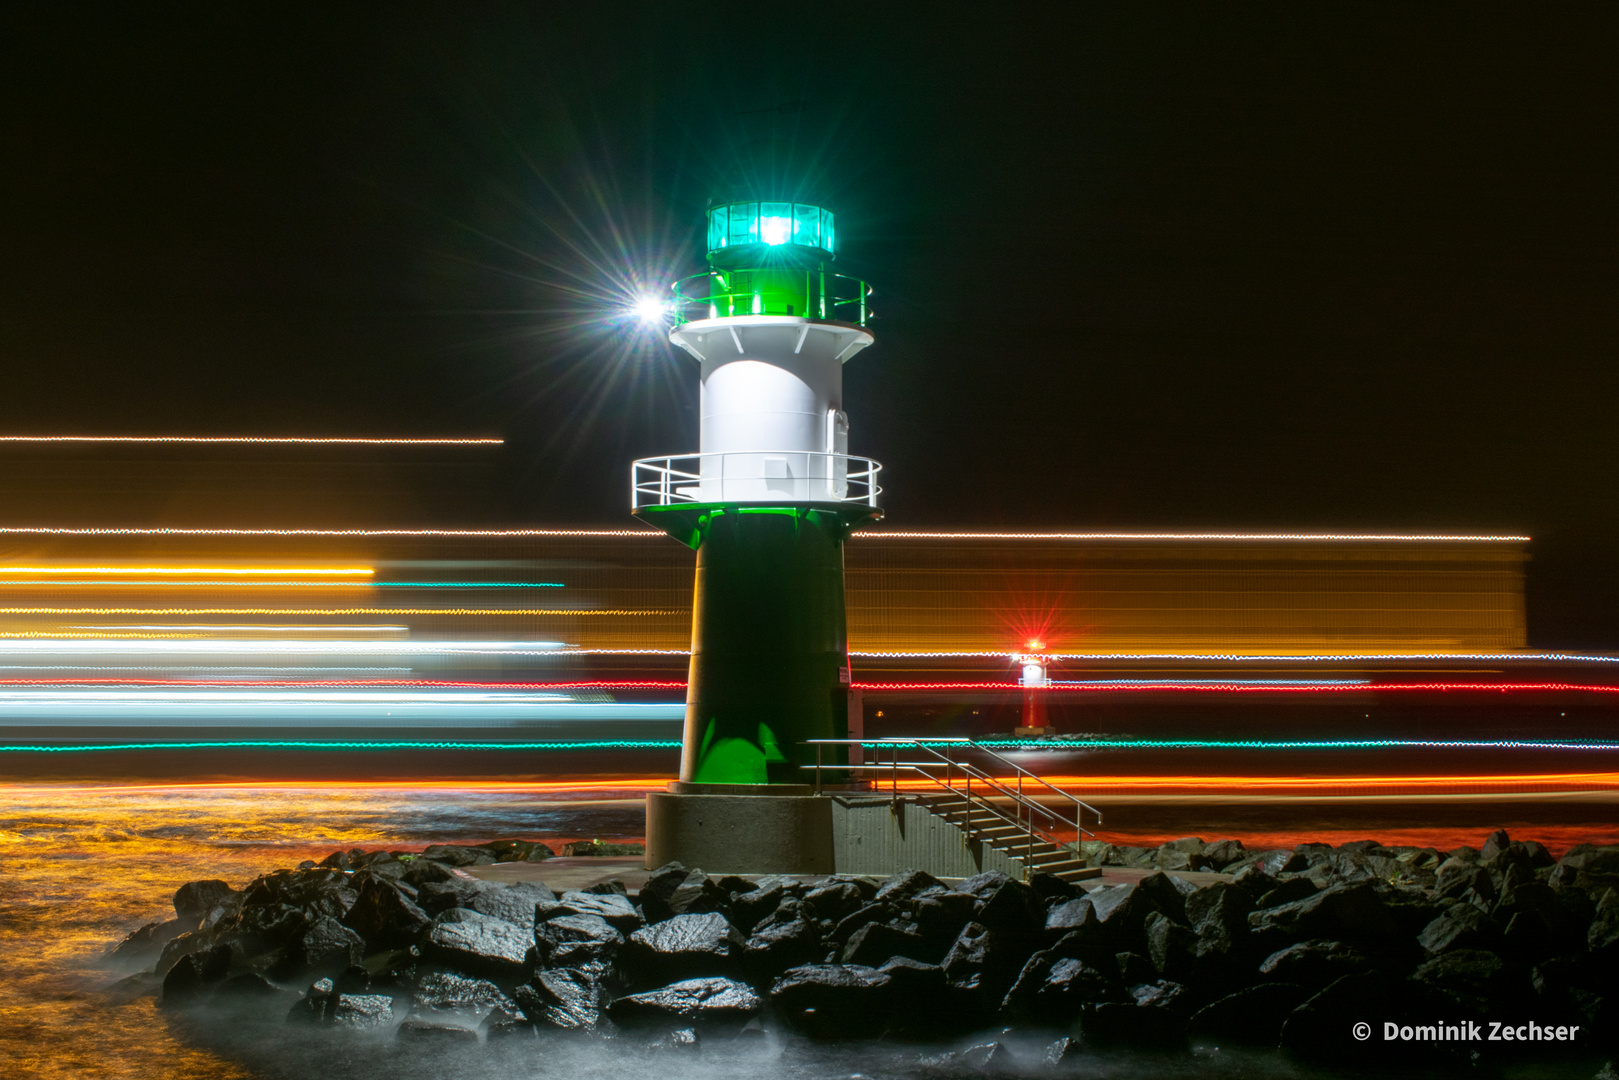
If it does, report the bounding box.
[67,625,408,632]
[1045,678,1371,687]
[851,531,1530,542]
[978,738,1619,751]
[0,678,688,689]
[914,773,1619,791]
[0,566,372,577]
[849,650,1619,663]
[0,740,684,752]
[0,527,657,537]
[0,607,671,615]
[0,581,564,588]
[855,681,1619,694]
[0,639,564,653]
[0,690,686,723]
[0,435,503,445]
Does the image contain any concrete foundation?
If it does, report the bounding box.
[645,790,1071,880]
[645,791,835,875]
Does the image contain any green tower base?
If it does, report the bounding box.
[635,501,878,785]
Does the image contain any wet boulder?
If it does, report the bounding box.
[803,881,865,923]
[422,909,534,978]
[729,881,788,933]
[1144,910,1198,981]
[1029,871,1080,904]
[533,912,622,969]
[410,971,516,1022]
[1279,971,1413,1064]
[110,918,196,966]
[973,877,1046,940]
[1248,882,1396,946]
[218,901,311,957]
[1002,951,1118,1023]
[291,915,365,976]
[1413,948,1528,1012]
[741,903,823,978]
[396,1020,478,1042]
[1258,939,1372,987]
[1187,982,1312,1045]
[514,967,607,1031]
[331,993,395,1029]
[419,844,497,867]
[401,858,460,887]
[874,869,944,904]
[342,877,431,951]
[911,891,978,942]
[465,882,555,929]
[1205,839,1248,870]
[769,963,892,1039]
[174,880,237,921]
[941,921,1027,1002]
[840,920,938,967]
[538,890,641,933]
[161,943,233,1008]
[621,911,743,986]
[637,863,690,923]
[286,976,337,1024]
[1418,901,1501,954]
[1253,878,1317,910]
[478,838,555,863]
[607,976,761,1034]
[416,879,485,916]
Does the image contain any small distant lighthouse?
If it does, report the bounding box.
[634,200,880,804]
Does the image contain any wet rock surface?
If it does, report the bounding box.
[129,830,1614,1066]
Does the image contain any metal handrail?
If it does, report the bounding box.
[671,268,872,327]
[631,452,882,509]
[802,737,1099,878]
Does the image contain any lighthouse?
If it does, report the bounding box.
[633,200,879,793]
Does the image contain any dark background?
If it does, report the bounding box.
[1,5,1616,645]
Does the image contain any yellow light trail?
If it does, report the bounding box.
[0,435,503,444]
[0,607,677,616]
[0,567,373,577]
[0,527,657,537]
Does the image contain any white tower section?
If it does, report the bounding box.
[670,315,872,503]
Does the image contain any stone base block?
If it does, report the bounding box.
[645,791,834,874]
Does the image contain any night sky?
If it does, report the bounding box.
[3,6,1618,645]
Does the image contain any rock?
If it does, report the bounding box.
[396,1020,477,1041]
[931,1041,1018,1072]
[1258,939,1371,987]
[216,901,310,956]
[841,921,938,967]
[533,912,622,969]
[1029,871,1080,903]
[828,902,890,947]
[215,972,282,1000]
[1002,952,1118,1022]
[1144,911,1197,980]
[1480,829,1512,862]
[769,963,892,1038]
[622,912,742,986]
[422,910,533,978]
[161,944,232,1008]
[1156,850,1210,873]
[1044,1035,1082,1066]
[803,881,865,922]
[730,883,787,932]
[1413,948,1526,1011]
[1115,951,1156,986]
[478,839,557,862]
[109,918,196,965]
[1187,982,1312,1045]
[874,869,944,903]
[174,880,237,921]
[416,879,485,915]
[514,967,606,1031]
[1080,1000,1187,1049]
[292,915,365,975]
[1591,896,1619,959]
[1205,839,1247,869]
[419,844,497,867]
[1253,878,1318,909]
[1418,902,1501,954]
[914,891,978,942]
[466,882,555,929]
[742,910,822,980]
[1248,882,1396,944]
[973,878,1046,939]
[332,993,395,1028]
[560,839,643,856]
[1186,882,1253,939]
[342,877,431,950]
[637,863,690,923]
[401,859,460,887]
[1044,897,1098,941]
[411,972,515,1020]
[286,977,337,1024]
[540,890,642,933]
[607,976,761,1033]
[1251,849,1308,875]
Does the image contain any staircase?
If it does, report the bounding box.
[913,791,1099,883]
[806,737,1103,884]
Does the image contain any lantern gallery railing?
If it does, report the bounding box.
[632,453,882,509]
[670,269,872,328]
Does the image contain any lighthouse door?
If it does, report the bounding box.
[826,408,849,499]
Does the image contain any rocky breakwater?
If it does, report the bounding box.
[108,830,1619,1072]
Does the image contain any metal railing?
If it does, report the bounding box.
[632,452,882,509]
[803,737,1100,876]
[671,268,873,327]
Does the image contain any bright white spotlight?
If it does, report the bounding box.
[632,295,668,323]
